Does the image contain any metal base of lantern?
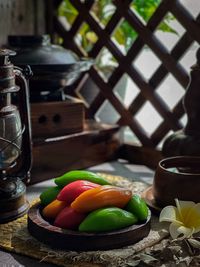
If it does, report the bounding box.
[0,178,29,224]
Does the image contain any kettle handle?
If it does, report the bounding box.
[14,66,32,183]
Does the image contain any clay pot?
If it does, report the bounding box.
[152,156,200,207]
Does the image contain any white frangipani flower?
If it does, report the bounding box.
[159,199,200,239]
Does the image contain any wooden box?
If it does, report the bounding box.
[31,97,84,138]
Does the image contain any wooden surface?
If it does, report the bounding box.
[31,121,120,184]
[118,143,163,169]
[30,122,164,184]
[28,202,151,251]
[0,0,45,46]
[141,186,161,215]
[31,99,84,138]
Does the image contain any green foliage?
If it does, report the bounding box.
[132,0,161,21]
[59,0,177,54]
[59,0,78,25]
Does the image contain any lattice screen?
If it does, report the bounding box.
[52,0,200,149]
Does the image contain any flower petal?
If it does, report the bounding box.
[175,199,196,222]
[169,223,193,239]
[184,203,200,229]
[161,200,200,240]
[159,205,181,224]
[169,222,183,239]
[177,225,194,238]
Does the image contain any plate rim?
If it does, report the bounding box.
[27,201,151,251]
[141,186,162,215]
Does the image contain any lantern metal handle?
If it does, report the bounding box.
[14,67,32,183]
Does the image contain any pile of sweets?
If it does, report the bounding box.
[40,170,149,232]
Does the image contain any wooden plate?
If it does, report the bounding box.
[141,186,162,215]
[28,202,151,251]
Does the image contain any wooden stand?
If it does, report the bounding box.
[31,97,84,138]
[31,121,120,184]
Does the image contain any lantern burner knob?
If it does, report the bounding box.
[0,49,16,65]
[0,49,16,57]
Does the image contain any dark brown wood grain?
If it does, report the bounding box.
[118,143,163,170]
[0,0,45,46]
[52,0,200,152]
[31,98,84,138]
[30,121,120,184]
[28,202,151,251]
[89,68,154,147]
[171,1,200,44]
[89,0,177,118]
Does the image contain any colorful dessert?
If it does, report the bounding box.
[42,199,66,219]
[78,207,138,232]
[54,170,111,187]
[40,186,61,206]
[57,180,100,204]
[71,185,132,213]
[39,170,149,232]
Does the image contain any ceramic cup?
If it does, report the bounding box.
[152,156,200,207]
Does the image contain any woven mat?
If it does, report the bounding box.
[0,174,169,267]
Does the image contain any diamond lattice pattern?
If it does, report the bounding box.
[55,0,200,148]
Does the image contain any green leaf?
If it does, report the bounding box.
[58,0,177,56]
[158,21,178,35]
[58,0,78,25]
[86,31,98,44]
[113,27,126,46]
[131,0,161,22]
